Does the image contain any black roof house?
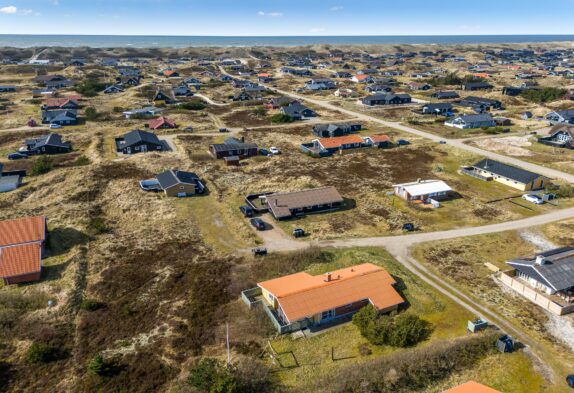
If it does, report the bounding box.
[25,133,71,155]
[115,130,165,154]
[472,159,543,184]
[156,169,205,194]
[209,137,258,159]
[41,109,78,125]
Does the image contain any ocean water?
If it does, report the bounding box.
[0,34,573,48]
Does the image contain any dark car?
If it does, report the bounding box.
[219,128,229,133]
[259,148,269,156]
[567,375,574,388]
[8,152,28,160]
[402,223,415,232]
[396,139,410,146]
[250,218,266,231]
[240,205,254,217]
[252,247,267,256]
[439,140,447,144]
[292,228,305,238]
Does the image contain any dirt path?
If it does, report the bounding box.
[194,93,232,107]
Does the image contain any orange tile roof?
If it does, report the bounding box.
[0,216,46,247]
[0,243,42,278]
[258,263,404,322]
[442,381,502,393]
[257,73,272,78]
[317,135,364,149]
[369,134,391,143]
[163,69,178,76]
[148,116,175,130]
[354,74,369,81]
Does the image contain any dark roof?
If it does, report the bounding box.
[472,159,543,184]
[507,247,574,291]
[423,103,453,110]
[32,133,70,149]
[458,113,494,122]
[123,130,162,147]
[211,138,258,152]
[156,169,199,189]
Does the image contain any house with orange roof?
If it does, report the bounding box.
[351,74,373,83]
[0,216,47,285]
[312,134,366,154]
[364,134,392,148]
[241,263,404,333]
[442,381,502,393]
[148,116,176,130]
[161,69,179,78]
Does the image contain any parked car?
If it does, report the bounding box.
[269,147,281,155]
[402,223,415,232]
[252,247,267,256]
[566,375,574,388]
[240,205,254,217]
[522,194,544,204]
[292,228,305,238]
[8,152,28,160]
[49,123,62,129]
[439,140,447,144]
[250,218,266,231]
[219,128,228,133]
[258,148,269,156]
[396,139,410,146]
[183,126,194,132]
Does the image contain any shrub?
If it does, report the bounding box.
[252,106,267,117]
[521,87,567,103]
[74,155,91,166]
[88,354,115,377]
[85,107,99,121]
[87,216,110,235]
[112,106,125,113]
[31,156,54,176]
[76,79,106,97]
[80,298,104,311]
[180,100,207,110]
[353,305,432,348]
[25,343,59,363]
[270,113,293,123]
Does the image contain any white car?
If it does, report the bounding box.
[269,147,281,155]
[49,123,62,129]
[522,194,544,204]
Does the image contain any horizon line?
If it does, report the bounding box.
[1,33,574,38]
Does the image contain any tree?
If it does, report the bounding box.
[76,79,106,97]
[180,100,207,110]
[31,156,53,176]
[270,113,293,124]
[521,87,567,103]
[85,107,99,121]
[25,343,59,363]
[388,313,431,347]
[88,354,114,377]
[187,358,236,393]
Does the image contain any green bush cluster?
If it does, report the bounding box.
[76,79,107,97]
[521,87,567,103]
[88,354,116,377]
[80,298,104,311]
[31,156,54,176]
[353,304,431,347]
[73,155,91,166]
[25,343,60,364]
[270,113,293,123]
[85,107,100,121]
[180,100,207,110]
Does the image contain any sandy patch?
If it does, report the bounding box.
[474,136,534,157]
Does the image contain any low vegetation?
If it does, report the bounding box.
[521,87,567,103]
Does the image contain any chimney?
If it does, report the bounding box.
[240,136,245,143]
[535,255,546,265]
[417,178,421,183]
[324,272,332,282]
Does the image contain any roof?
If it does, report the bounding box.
[0,243,42,278]
[148,116,175,130]
[258,263,404,322]
[507,247,574,291]
[156,170,199,189]
[264,186,343,219]
[458,113,494,122]
[394,180,452,197]
[27,133,70,150]
[369,134,391,143]
[472,159,543,184]
[123,130,163,147]
[0,216,46,247]
[442,381,501,393]
[353,74,370,81]
[317,135,364,149]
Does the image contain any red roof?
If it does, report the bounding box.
[369,134,391,143]
[44,98,77,108]
[148,116,175,130]
[0,216,46,280]
[317,135,364,149]
[354,74,369,81]
[163,69,178,77]
[442,381,501,393]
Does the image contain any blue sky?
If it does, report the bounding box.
[1,0,574,36]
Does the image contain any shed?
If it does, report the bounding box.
[496,335,513,353]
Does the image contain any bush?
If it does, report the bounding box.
[25,343,59,363]
[87,216,110,235]
[73,155,91,166]
[270,113,293,123]
[88,354,115,377]
[112,106,125,113]
[76,79,107,97]
[353,305,431,348]
[31,156,54,176]
[80,298,104,311]
[521,87,567,103]
[180,100,207,110]
[252,106,267,117]
[85,107,99,121]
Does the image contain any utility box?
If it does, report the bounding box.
[467,318,488,333]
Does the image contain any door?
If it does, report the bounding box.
[141,144,148,153]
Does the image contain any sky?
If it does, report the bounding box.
[1,0,574,36]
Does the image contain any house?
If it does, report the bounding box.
[538,124,574,148]
[161,69,179,78]
[141,169,205,197]
[407,82,432,91]
[305,78,336,90]
[393,179,452,202]
[115,130,166,155]
[209,137,258,159]
[42,98,79,110]
[24,133,71,155]
[148,116,176,130]
[0,86,16,93]
[34,74,67,85]
[103,85,124,94]
[445,113,495,129]
[260,186,344,220]
[312,135,365,154]
[184,77,202,87]
[421,103,453,116]
[334,88,355,98]
[431,91,460,100]
[351,74,374,83]
[117,76,140,87]
[266,97,297,109]
[545,110,574,125]
[281,103,317,120]
[502,86,524,96]
[365,84,393,93]
[362,93,412,106]
[0,216,47,285]
[459,96,503,111]
[521,111,533,120]
[173,84,194,97]
[442,381,501,393]
[312,123,362,138]
[0,164,24,193]
[463,159,547,191]
[123,107,164,119]
[257,73,273,83]
[363,134,392,148]
[153,89,176,105]
[45,79,74,89]
[462,82,493,91]
[494,117,511,126]
[242,263,404,333]
[41,110,78,126]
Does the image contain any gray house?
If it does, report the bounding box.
[445,113,495,129]
[545,110,574,125]
[362,93,411,106]
[41,110,78,126]
[421,103,453,116]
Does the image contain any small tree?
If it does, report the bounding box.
[85,107,99,121]
[25,343,58,363]
[88,354,114,377]
[270,113,293,124]
[187,358,236,393]
[252,106,267,117]
[31,156,53,176]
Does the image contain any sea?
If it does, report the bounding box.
[0,35,574,48]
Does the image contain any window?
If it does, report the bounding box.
[268,293,274,303]
[321,310,335,320]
